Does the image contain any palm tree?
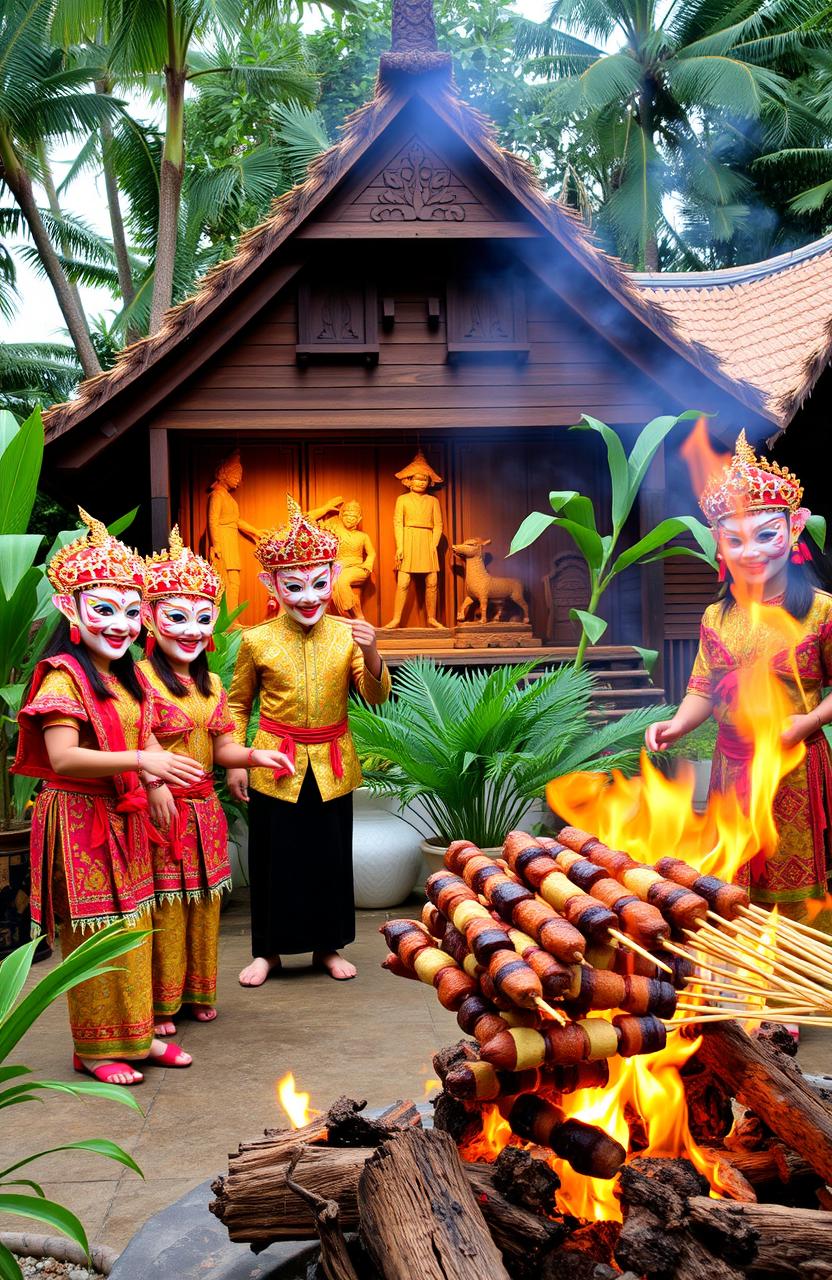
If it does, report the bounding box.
[0,339,81,417]
[516,0,820,268]
[751,50,832,222]
[107,2,318,334]
[0,0,117,375]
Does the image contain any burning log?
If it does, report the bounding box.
[358,1128,511,1280]
[696,1021,832,1184]
[284,1146,359,1280]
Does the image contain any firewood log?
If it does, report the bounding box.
[211,1135,567,1270]
[358,1129,511,1280]
[685,1197,832,1277]
[696,1021,832,1185]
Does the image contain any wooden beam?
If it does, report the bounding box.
[638,444,666,684]
[149,427,170,551]
[296,222,542,239]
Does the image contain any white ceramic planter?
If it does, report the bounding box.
[691,759,712,811]
[353,789,423,909]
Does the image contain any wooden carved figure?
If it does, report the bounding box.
[453,537,530,623]
[305,496,377,618]
[385,451,444,629]
[207,450,265,613]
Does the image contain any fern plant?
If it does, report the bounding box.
[349,658,670,849]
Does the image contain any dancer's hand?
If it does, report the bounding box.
[148,784,177,831]
[227,768,249,803]
[249,748,294,774]
[139,751,204,787]
[782,712,819,749]
[333,616,382,676]
[645,719,684,752]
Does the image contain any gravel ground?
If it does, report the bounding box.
[12,1260,105,1280]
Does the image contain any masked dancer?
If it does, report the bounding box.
[140,528,293,1029]
[646,432,832,924]
[14,511,202,1085]
[227,497,391,986]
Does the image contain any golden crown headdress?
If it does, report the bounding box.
[255,496,339,573]
[145,526,223,603]
[46,508,145,595]
[699,431,805,527]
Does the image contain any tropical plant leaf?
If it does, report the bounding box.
[806,513,826,551]
[0,407,44,534]
[0,1194,88,1257]
[570,608,608,644]
[509,510,557,555]
[0,937,39,1023]
[633,645,659,677]
[574,416,630,532]
[0,1139,142,1181]
[0,1239,22,1280]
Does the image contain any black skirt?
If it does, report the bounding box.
[247,770,355,957]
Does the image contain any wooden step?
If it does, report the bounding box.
[589,687,664,701]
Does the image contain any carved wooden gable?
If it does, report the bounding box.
[324,135,503,226]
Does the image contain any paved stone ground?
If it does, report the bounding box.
[1,893,454,1255]
[2,891,830,1257]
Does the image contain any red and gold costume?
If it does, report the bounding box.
[689,434,832,908]
[142,531,231,1014]
[229,500,391,958]
[13,514,155,1058]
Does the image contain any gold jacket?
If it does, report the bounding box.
[228,613,391,802]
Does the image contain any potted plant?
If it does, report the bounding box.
[350,657,671,876]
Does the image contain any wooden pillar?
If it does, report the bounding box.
[149,427,170,551]
[639,444,666,685]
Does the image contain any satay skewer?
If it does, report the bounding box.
[741,902,832,943]
[683,923,832,1006]
[608,928,673,975]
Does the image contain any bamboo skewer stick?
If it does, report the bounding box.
[742,902,832,944]
[708,916,832,990]
[608,928,673,975]
[682,925,831,1004]
[681,975,796,1002]
[534,997,565,1023]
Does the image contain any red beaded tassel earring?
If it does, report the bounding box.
[717,554,726,582]
[69,623,80,645]
[145,632,156,657]
[791,540,812,565]
[206,634,216,651]
[266,596,279,616]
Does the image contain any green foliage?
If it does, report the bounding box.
[510,413,716,667]
[349,657,671,848]
[0,923,145,1279]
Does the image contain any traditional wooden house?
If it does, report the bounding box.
[41,0,832,698]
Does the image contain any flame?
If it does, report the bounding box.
[276,1072,318,1129]
[548,608,805,887]
[458,1103,515,1164]
[680,417,730,499]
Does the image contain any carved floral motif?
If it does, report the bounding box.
[372,145,465,222]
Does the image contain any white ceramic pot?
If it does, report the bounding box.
[353,789,423,909]
[419,838,502,883]
[691,759,712,811]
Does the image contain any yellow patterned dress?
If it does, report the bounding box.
[688,590,832,910]
[228,612,391,957]
[14,656,155,1059]
[139,661,233,1015]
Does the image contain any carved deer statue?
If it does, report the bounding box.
[452,537,530,624]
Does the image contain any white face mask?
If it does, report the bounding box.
[150,595,218,665]
[718,511,792,595]
[56,587,143,662]
[261,565,336,628]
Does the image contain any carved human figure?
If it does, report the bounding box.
[315,500,377,618]
[384,452,444,630]
[206,451,265,613]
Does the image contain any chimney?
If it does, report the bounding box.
[380,0,452,81]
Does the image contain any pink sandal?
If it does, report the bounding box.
[146,1041,192,1068]
[72,1053,143,1085]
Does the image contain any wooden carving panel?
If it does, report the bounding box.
[372,141,465,223]
[447,270,528,354]
[297,278,378,363]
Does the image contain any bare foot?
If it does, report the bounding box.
[190,1005,217,1022]
[76,1057,144,1085]
[314,950,357,980]
[147,1037,192,1066]
[427,618,445,630]
[239,955,281,987]
[155,1020,176,1036]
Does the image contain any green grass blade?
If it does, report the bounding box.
[0,1194,89,1257]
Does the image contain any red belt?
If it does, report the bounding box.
[166,773,216,861]
[43,777,163,848]
[258,715,348,780]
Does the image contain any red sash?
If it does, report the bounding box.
[258,715,348,780]
[165,774,216,861]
